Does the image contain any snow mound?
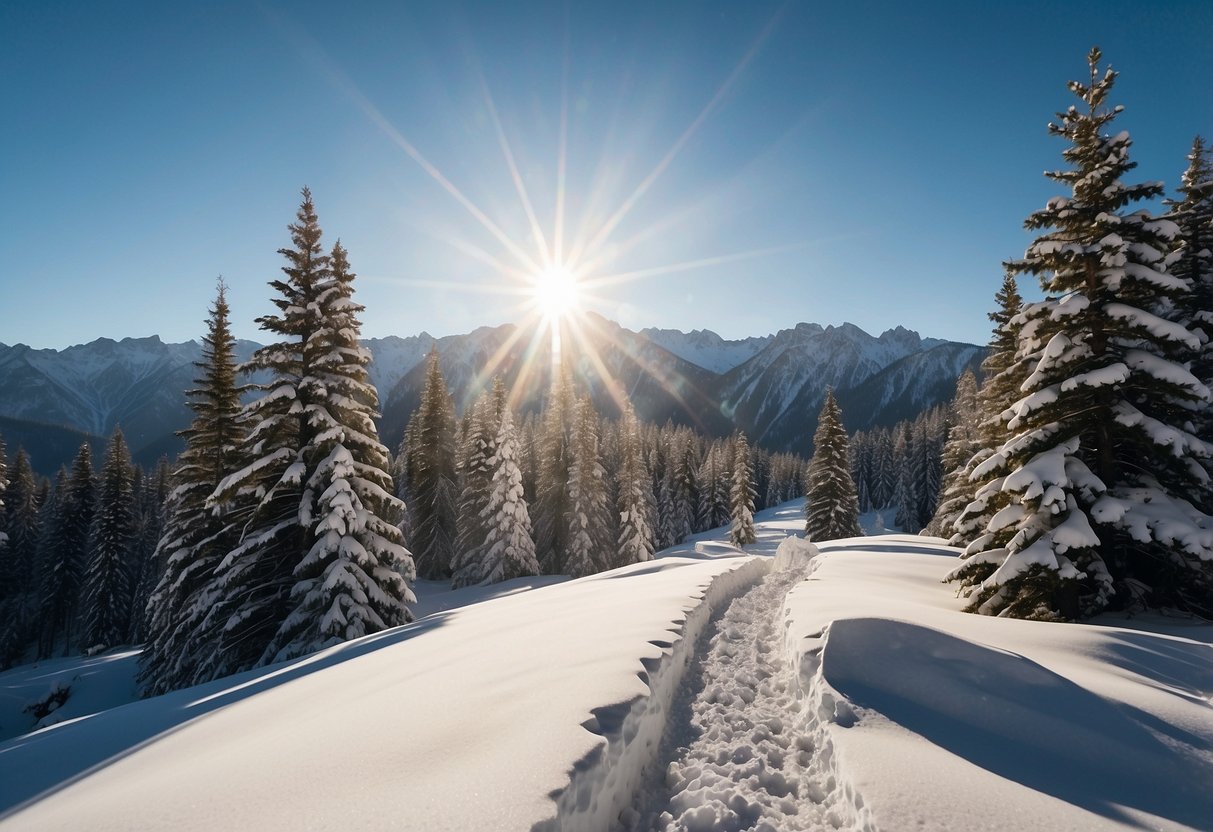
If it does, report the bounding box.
[785,536,1213,832]
[773,534,818,572]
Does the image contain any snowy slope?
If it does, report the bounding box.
[2,508,1209,830]
[639,327,771,374]
[784,536,1213,831]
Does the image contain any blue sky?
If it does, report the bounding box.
[2,1,1210,349]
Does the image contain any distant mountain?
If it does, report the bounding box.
[0,319,984,475]
[638,328,771,374]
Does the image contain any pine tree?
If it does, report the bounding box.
[82,428,136,651]
[729,432,757,547]
[535,373,575,572]
[408,347,459,580]
[950,274,1028,547]
[451,394,499,588]
[805,389,862,541]
[1166,136,1213,471]
[927,370,981,536]
[0,449,39,666]
[259,241,414,663]
[564,397,612,577]
[0,433,8,550]
[948,50,1213,619]
[616,403,655,566]
[39,443,95,655]
[126,457,170,643]
[141,281,246,694]
[470,408,540,584]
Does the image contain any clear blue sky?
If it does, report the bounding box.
[2,1,1211,349]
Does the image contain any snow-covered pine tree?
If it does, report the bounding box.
[1166,136,1213,482]
[141,280,246,695]
[949,274,1028,547]
[470,408,540,584]
[949,50,1213,619]
[259,239,414,663]
[805,389,862,541]
[535,372,575,573]
[451,394,498,588]
[82,428,136,651]
[0,433,7,550]
[664,428,699,545]
[564,396,612,577]
[616,402,655,567]
[891,427,915,531]
[408,347,459,580]
[39,443,95,656]
[926,370,981,536]
[729,432,757,547]
[0,449,39,667]
[126,457,169,644]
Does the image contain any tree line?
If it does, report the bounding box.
[0,189,810,686]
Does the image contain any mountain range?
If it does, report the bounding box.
[0,316,984,475]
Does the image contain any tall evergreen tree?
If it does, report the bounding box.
[1166,136,1213,472]
[82,428,136,651]
[0,449,39,666]
[408,347,459,580]
[564,397,612,577]
[729,432,757,547]
[260,239,414,663]
[616,403,655,567]
[451,394,498,588]
[39,443,95,655]
[535,372,575,573]
[927,370,981,536]
[949,50,1213,619]
[0,433,8,550]
[470,408,540,585]
[950,274,1028,547]
[127,458,169,644]
[141,280,246,694]
[805,390,862,541]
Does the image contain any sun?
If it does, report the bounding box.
[532,263,582,323]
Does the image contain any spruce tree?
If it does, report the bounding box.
[805,389,862,541]
[927,370,981,537]
[1167,136,1213,474]
[451,394,498,588]
[564,397,612,577]
[141,280,246,694]
[260,239,414,663]
[127,457,170,643]
[729,432,757,547]
[0,449,39,666]
[0,433,7,550]
[948,50,1213,619]
[616,403,655,566]
[472,408,540,584]
[408,347,459,580]
[39,443,95,655]
[534,372,575,572]
[82,428,136,651]
[950,274,1028,547]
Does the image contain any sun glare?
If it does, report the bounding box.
[533,264,581,322]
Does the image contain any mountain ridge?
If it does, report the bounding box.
[0,318,984,475]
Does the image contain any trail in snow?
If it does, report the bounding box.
[638,567,849,832]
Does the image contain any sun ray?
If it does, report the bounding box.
[261,6,544,276]
[477,73,552,269]
[579,243,807,291]
[568,9,785,268]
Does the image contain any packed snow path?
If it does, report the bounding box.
[641,567,850,832]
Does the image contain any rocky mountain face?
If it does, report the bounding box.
[0,318,983,475]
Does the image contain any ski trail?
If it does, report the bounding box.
[639,567,852,832]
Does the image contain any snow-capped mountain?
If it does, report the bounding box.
[638,327,772,374]
[0,319,983,474]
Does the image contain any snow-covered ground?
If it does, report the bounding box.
[1,504,1210,831]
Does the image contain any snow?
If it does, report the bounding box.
[2,505,1210,831]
